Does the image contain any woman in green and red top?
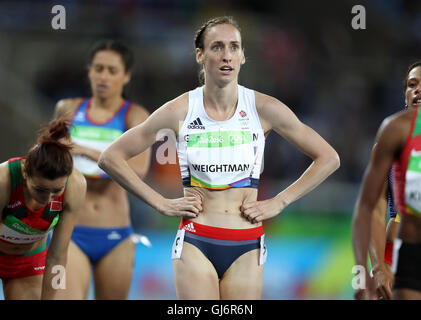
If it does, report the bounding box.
[353,63,421,300]
[0,118,86,299]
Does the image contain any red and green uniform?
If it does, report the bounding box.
[394,108,421,217]
[0,157,66,279]
[391,108,421,292]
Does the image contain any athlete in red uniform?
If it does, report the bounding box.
[353,62,421,300]
[0,118,86,299]
[368,63,421,300]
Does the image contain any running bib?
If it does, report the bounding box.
[177,85,265,190]
[70,99,131,178]
[0,215,56,244]
[259,234,267,265]
[71,126,121,178]
[171,229,185,259]
[404,149,421,216]
[391,238,403,274]
[187,130,255,188]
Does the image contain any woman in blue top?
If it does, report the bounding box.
[53,40,150,299]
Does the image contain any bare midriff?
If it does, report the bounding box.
[183,187,262,229]
[0,238,46,255]
[75,177,130,227]
[398,214,421,243]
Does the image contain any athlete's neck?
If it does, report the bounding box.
[91,95,125,112]
[203,81,238,120]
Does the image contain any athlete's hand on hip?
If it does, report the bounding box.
[240,198,283,224]
[158,196,202,218]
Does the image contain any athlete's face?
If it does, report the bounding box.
[196,24,245,86]
[405,66,421,109]
[88,50,130,99]
[25,174,67,206]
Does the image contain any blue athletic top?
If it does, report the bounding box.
[70,98,132,178]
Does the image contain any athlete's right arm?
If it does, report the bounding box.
[367,175,393,300]
[352,111,410,299]
[0,162,11,229]
[98,95,201,218]
[53,98,82,120]
[41,169,86,300]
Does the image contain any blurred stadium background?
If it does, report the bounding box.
[1,0,420,299]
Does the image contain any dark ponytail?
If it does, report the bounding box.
[88,40,134,73]
[25,117,73,179]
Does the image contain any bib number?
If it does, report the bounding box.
[259,234,267,265]
[171,229,185,259]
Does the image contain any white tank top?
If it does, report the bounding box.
[177,85,265,190]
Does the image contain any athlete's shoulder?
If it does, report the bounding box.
[144,92,190,134]
[383,107,414,127]
[70,168,87,189]
[126,102,150,128]
[375,108,415,150]
[0,161,12,210]
[54,98,85,119]
[0,160,10,185]
[129,102,149,114]
[64,168,87,205]
[157,92,189,120]
[165,91,189,111]
[253,90,297,132]
[378,108,415,138]
[59,168,86,215]
[253,90,281,109]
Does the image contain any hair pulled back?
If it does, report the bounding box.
[194,16,242,84]
[25,117,73,180]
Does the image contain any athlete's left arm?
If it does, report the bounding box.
[126,105,151,179]
[241,92,340,223]
[40,169,87,300]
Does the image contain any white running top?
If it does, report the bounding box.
[177,85,265,190]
